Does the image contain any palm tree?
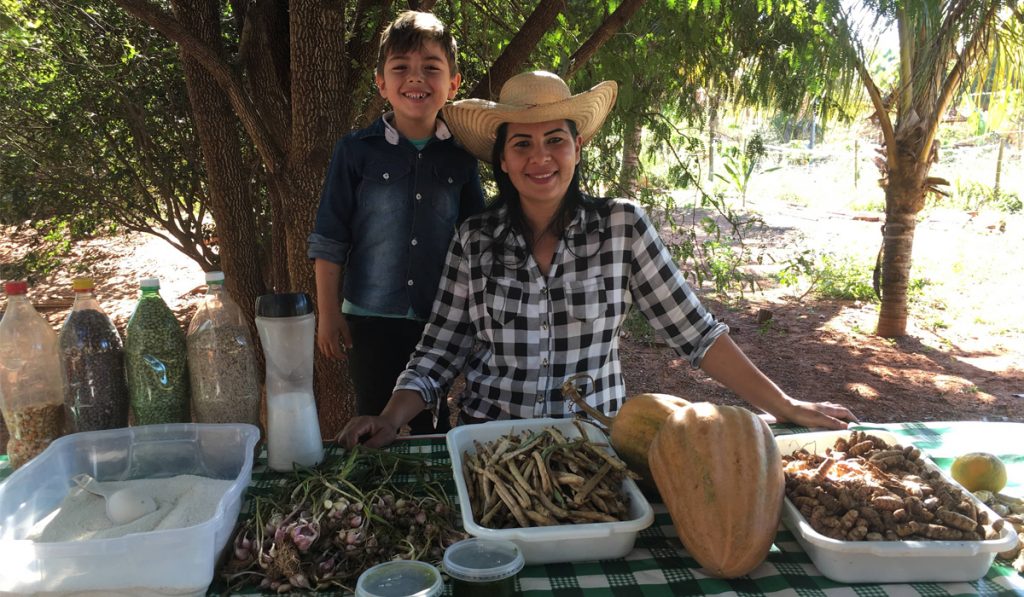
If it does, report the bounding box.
[834,1,1022,337]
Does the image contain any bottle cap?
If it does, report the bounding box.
[443,538,525,583]
[72,277,95,291]
[255,293,313,318]
[139,277,160,289]
[3,281,28,295]
[205,271,225,284]
[355,560,443,597]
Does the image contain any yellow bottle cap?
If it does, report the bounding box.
[72,277,95,291]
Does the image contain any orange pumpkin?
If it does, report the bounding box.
[648,402,783,578]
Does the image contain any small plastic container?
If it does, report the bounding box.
[354,560,443,597]
[444,538,524,597]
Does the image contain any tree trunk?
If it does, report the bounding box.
[287,1,356,438]
[619,121,642,198]
[876,210,917,337]
[708,95,719,181]
[171,0,266,325]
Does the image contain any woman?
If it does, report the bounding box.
[337,71,856,448]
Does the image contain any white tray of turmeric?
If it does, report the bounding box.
[776,429,1017,583]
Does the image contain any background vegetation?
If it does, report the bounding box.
[1,0,1021,435]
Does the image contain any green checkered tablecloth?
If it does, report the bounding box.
[3,421,1024,596]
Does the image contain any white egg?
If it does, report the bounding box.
[105,489,158,525]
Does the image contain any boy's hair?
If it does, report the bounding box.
[376,11,458,76]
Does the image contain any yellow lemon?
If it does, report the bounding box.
[950,452,1007,493]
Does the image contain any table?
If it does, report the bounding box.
[4,422,1024,596]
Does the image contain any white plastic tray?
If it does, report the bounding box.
[0,423,260,596]
[447,418,654,565]
[776,430,1017,583]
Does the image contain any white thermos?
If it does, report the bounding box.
[255,292,324,471]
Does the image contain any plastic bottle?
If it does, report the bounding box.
[0,281,65,468]
[186,271,260,425]
[124,278,190,425]
[58,277,130,433]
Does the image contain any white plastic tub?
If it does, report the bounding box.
[776,429,1018,583]
[447,418,654,565]
[0,423,260,596]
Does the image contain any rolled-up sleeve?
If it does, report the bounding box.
[627,203,729,367]
[307,139,358,264]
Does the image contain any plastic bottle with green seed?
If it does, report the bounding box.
[124,278,190,425]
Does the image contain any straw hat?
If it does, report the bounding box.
[442,71,618,162]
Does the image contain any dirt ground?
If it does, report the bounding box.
[2,194,1023,426]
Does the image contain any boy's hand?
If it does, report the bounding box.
[317,310,352,360]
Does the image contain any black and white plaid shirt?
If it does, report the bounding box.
[395,197,728,420]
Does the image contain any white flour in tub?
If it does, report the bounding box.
[29,475,235,542]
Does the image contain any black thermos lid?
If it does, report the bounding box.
[255,292,313,318]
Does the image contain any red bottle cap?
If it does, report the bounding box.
[3,281,28,295]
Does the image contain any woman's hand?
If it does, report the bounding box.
[336,416,398,448]
[772,398,859,430]
[335,390,430,448]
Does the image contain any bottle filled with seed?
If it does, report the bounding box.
[58,277,130,432]
[186,271,260,425]
[124,278,190,425]
[0,281,65,468]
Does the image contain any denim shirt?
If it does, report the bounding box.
[307,115,485,320]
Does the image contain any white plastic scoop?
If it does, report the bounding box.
[72,474,158,525]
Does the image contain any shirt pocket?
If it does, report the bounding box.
[430,166,470,225]
[485,277,524,327]
[565,278,606,323]
[358,162,411,216]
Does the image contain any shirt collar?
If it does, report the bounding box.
[381,112,453,146]
[489,198,604,245]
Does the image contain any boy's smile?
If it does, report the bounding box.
[376,40,460,140]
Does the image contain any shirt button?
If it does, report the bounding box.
[418,153,423,159]
[447,177,453,183]
[415,193,422,200]
[542,322,548,330]
[383,172,390,180]
[411,238,418,246]
[540,287,548,295]
[541,358,548,367]
[407,280,414,286]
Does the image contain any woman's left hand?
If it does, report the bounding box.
[774,398,859,430]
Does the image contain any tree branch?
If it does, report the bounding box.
[112,0,284,173]
[565,0,647,79]
[469,0,565,100]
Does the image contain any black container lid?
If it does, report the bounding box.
[255,292,313,318]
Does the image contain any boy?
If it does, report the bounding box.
[307,11,484,434]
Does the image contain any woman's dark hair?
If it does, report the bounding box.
[488,120,584,253]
